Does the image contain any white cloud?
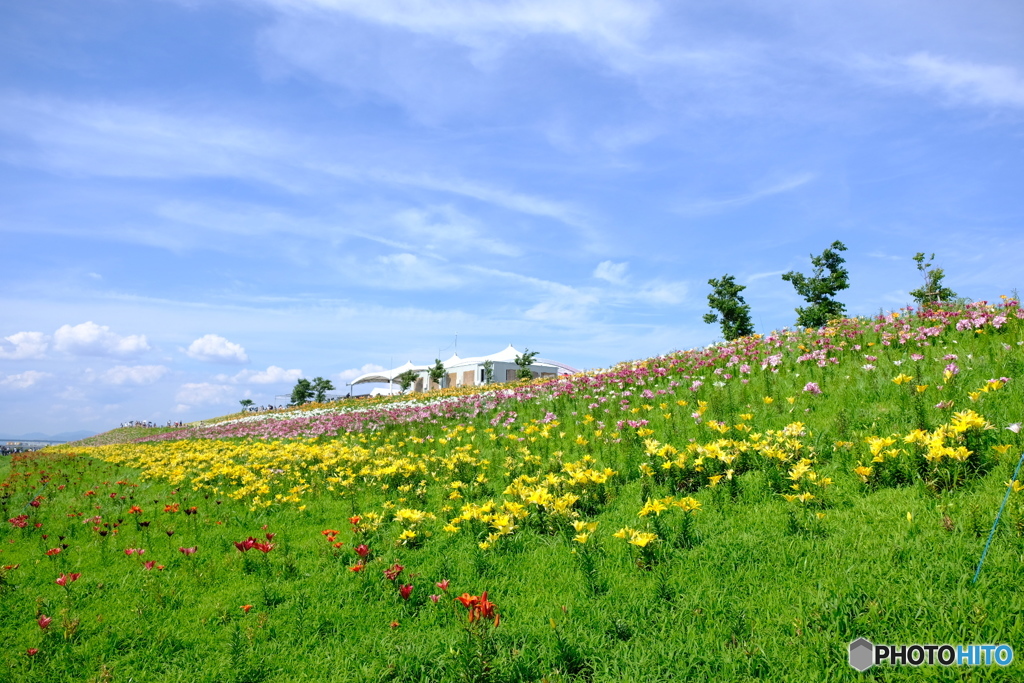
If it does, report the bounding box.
[632,281,688,305]
[394,206,520,256]
[257,0,656,55]
[175,382,238,406]
[593,260,629,284]
[231,365,303,384]
[747,269,788,282]
[100,365,169,385]
[0,331,50,359]
[0,95,296,186]
[52,322,150,357]
[901,52,1024,109]
[0,370,51,389]
[337,363,386,383]
[185,334,250,363]
[676,173,817,215]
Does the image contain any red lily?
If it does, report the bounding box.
[399,584,414,600]
[234,537,257,552]
[354,544,370,557]
[38,614,52,630]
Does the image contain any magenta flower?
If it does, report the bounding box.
[803,382,821,395]
[179,546,197,555]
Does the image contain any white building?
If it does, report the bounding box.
[348,345,579,394]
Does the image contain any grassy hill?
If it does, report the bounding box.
[3,299,1023,682]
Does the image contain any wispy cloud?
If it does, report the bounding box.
[902,53,1024,109]
[255,0,657,57]
[99,365,169,385]
[856,52,1024,110]
[675,173,817,215]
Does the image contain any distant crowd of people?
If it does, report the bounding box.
[1,443,43,455]
[119,420,187,429]
[120,420,159,428]
[243,405,284,413]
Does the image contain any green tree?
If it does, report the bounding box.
[782,241,850,328]
[396,369,419,393]
[428,359,446,389]
[239,399,254,410]
[515,349,539,380]
[702,274,755,341]
[290,378,313,406]
[909,252,956,307]
[482,359,494,384]
[311,377,335,403]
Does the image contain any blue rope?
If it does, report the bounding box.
[972,451,1024,584]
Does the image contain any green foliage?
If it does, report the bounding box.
[396,369,419,393]
[239,399,254,410]
[910,252,957,306]
[782,240,850,328]
[289,378,312,405]
[310,377,335,403]
[482,360,494,385]
[702,274,755,341]
[514,348,540,380]
[428,359,446,388]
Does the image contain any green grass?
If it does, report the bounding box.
[3,302,1024,681]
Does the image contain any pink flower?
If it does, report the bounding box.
[55,572,81,586]
[429,594,441,603]
[179,546,197,555]
[803,382,821,395]
[436,578,450,592]
[38,614,52,630]
[354,544,370,557]
[143,561,157,570]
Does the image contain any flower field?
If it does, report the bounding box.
[3,299,1024,681]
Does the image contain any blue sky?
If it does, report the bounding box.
[2,0,1023,436]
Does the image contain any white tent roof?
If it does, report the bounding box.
[347,346,580,385]
[348,361,429,386]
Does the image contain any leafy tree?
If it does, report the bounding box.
[428,359,446,389]
[239,399,254,410]
[482,359,494,384]
[396,369,419,393]
[515,349,539,380]
[909,252,956,306]
[290,378,313,405]
[782,241,850,328]
[702,274,755,341]
[311,377,335,403]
